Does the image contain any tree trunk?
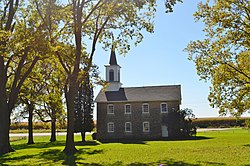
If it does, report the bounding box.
[0,104,14,155]
[50,109,56,142]
[27,103,35,145]
[81,132,86,142]
[63,89,78,154]
[0,58,14,155]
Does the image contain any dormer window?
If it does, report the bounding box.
[109,69,114,81]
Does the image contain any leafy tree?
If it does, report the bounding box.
[54,0,157,154]
[166,108,196,138]
[185,0,250,116]
[0,0,49,154]
[34,58,65,142]
[35,0,182,154]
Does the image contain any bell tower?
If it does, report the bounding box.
[105,46,122,91]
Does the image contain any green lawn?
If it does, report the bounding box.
[1,129,250,165]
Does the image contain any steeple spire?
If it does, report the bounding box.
[105,44,122,91]
[109,44,117,65]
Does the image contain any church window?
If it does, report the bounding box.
[161,103,168,113]
[107,122,114,132]
[125,122,132,132]
[107,104,114,114]
[109,69,114,81]
[142,103,149,113]
[125,104,131,114]
[143,122,150,132]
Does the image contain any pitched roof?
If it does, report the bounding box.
[109,45,118,65]
[95,85,181,103]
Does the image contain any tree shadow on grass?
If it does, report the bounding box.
[76,159,202,166]
[0,140,102,165]
[38,146,104,165]
[11,140,66,150]
[243,144,250,147]
[0,154,37,165]
[101,140,147,145]
[128,159,201,166]
[75,140,101,146]
[198,161,226,166]
[165,136,213,142]
[100,136,212,145]
[12,140,101,151]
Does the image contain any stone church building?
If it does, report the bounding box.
[95,48,181,141]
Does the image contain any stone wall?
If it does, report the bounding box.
[96,101,180,141]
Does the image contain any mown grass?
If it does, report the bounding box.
[1,129,250,165]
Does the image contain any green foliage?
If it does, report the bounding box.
[167,108,196,138]
[185,0,250,116]
[1,129,250,165]
[164,0,183,13]
[74,75,94,133]
[245,119,250,129]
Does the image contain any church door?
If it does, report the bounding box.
[161,125,168,137]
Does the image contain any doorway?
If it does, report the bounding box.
[161,125,168,137]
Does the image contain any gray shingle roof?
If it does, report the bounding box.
[95,85,181,103]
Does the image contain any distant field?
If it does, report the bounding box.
[1,128,250,165]
[193,117,250,128]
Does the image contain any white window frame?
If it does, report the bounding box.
[125,122,132,132]
[107,122,114,132]
[124,104,131,114]
[161,103,168,113]
[107,104,114,114]
[142,103,149,114]
[143,122,150,132]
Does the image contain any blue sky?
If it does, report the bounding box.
[92,0,221,118]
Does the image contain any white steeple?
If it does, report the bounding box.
[105,45,122,91]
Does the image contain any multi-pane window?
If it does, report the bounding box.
[161,103,168,113]
[125,122,132,132]
[142,103,149,113]
[125,104,131,114]
[143,122,150,132]
[107,122,114,132]
[107,104,114,114]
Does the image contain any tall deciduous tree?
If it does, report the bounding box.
[55,0,158,154]
[185,0,250,116]
[35,0,182,154]
[0,0,49,154]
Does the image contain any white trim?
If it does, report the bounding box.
[125,122,132,132]
[124,104,132,114]
[142,103,149,114]
[107,104,114,114]
[143,122,150,132]
[107,122,114,132]
[160,103,168,113]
